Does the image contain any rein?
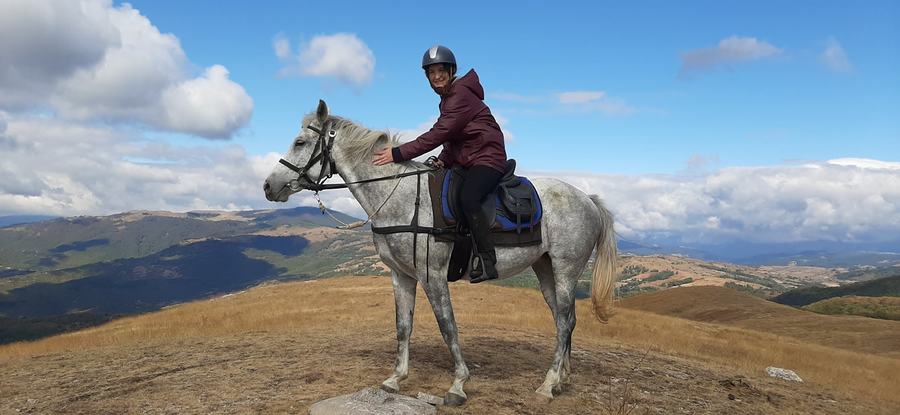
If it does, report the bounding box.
[278,122,442,231]
[278,122,436,192]
[278,121,455,281]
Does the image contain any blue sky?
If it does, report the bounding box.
[127,0,900,174]
[1,0,898,244]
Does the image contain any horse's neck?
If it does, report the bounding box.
[337,160,421,225]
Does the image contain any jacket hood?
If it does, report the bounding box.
[450,69,484,100]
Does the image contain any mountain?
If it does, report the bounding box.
[2,206,895,345]
[620,236,900,268]
[0,215,58,228]
[771,275,900,307]
[0,207,378,343]
[0,207,361,272]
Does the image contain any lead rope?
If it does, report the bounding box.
[314,166,410,230]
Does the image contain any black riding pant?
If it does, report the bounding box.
[459,165,503,256]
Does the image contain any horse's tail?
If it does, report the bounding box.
[589,194,617,322]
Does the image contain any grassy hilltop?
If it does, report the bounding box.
[1,277,898,414]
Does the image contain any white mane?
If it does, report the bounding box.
[301,113,402,165]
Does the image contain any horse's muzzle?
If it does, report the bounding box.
[263,180,278,201]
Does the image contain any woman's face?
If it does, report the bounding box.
[426,64,451,89]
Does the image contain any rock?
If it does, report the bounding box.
[309,387,436,415]
[718,377,752,389]
[415,392,443,406]
[765,367,803,382]
[668,370,690,380]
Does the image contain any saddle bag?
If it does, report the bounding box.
[497,165,537,233]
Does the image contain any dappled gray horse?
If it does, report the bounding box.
[264,100,617,405]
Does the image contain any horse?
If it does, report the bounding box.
[264,100,617,406]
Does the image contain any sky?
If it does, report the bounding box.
[1,0,898,245]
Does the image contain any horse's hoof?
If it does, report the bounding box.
[534,388,554,403]
[380,382,399,394]
[443,392,467,406]
[552,383,565,395]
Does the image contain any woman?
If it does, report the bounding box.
[374,45,507,283]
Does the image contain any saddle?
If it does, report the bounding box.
[427,159,543,281]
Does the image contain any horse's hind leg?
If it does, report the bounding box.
[533,254,558,315]
[532,253,572,384]
[535,256,581,400]
[421,277,470,406]
[381,270,417,393]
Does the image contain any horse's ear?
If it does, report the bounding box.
[316,100,329,124]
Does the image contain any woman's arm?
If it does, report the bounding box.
[393,90,475,162]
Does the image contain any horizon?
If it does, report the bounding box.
[1,0,898,245]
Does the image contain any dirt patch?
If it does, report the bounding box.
[619,254,843,289]
[253,225,345,242]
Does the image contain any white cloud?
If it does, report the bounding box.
[679,36,782,77]
[557,91,606,104]
[827,158,900,171]
[3,110,897,244]
[821,38,854,74]
[685,154,721,172]
[557,90,635,116]
[0,115,282,217]
[523,158,900,244]
[488,92,542,104]
[276,33,375,87]
[0,0,252,139]
[492,113,516,142]
[493,90,635,116]
[0,0,118,109]
[159,65,254,138]
[272,33,291,59]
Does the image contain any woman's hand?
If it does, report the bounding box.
[373,147,394,166]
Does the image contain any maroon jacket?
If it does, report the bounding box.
[393,69,507,173]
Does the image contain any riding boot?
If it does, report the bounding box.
[467,214,498,284]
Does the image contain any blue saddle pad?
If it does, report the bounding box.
[441,170,543,232]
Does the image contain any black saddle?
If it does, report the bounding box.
[427,159,543,281]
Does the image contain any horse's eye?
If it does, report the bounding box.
[294,140,305,148]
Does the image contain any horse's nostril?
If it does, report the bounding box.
[264,182,271,192]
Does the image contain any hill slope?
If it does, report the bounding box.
[803,296,900,320]
[619,286,900,358]
[772,275,900,306]
[0,207,360,272]
[1,277,898,414]
[0,208,379,344]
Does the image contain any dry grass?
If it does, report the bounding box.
[2,276,899,409]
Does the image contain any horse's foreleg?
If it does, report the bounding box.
[381,270,417,393]
[422,278,470,406]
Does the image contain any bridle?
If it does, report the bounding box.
[277,119,454,281]
[278,121,438,193]
[278,121,340,192]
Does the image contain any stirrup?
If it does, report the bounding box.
[469,254,498,284]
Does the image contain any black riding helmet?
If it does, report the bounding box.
[421,45,457,76]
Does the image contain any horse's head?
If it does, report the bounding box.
[264,100,336,202]
[264,100,395,202]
